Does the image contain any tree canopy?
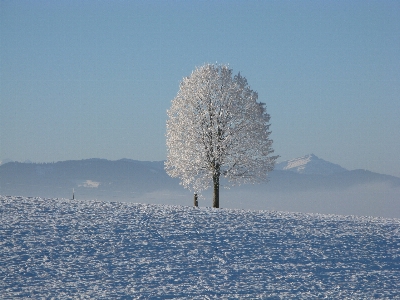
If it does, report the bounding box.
[165,64,278,208]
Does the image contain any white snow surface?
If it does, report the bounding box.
[1,195,400,299]
[284,155,313,171]
[276,154,348,175]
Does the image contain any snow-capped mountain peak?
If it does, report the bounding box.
[275,154,348,175]
[283,154,315,171]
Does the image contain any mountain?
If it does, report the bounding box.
[0,158,185,201]
[0,158,13,165]
[1,156,399,218]
[275,154,348,175]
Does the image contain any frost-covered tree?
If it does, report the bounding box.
[165,64,278,208]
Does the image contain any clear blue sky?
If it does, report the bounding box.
[1,0,399,177]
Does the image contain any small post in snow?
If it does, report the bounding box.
[194,193,198,207]
[72,188,75,200]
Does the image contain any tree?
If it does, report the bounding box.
[165,64,278,208]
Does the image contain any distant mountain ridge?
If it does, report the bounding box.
[0,158,178,201]
[0,158,14,165]
[1,155,399,218]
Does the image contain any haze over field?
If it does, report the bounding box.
[1,1,399,178]
[1,154,399,218]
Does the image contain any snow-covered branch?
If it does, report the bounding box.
[165,64,278,207]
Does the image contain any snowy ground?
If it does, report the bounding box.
[1,196,399,299]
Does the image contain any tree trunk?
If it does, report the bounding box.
[212,174,219,208]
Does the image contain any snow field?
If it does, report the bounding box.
[1,195,399,299]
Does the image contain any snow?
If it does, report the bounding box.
[1,195,399,298]
[166,64,277,195]
[284,155,313,171]
[276,154,348,175]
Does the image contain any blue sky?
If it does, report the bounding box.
[1,0,399,177]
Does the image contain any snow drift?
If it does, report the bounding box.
[1,196,399,298]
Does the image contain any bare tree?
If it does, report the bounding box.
[165,64,278,208]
